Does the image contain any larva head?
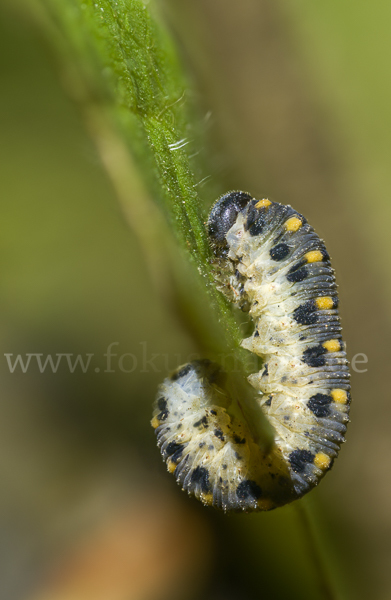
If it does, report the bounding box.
[208,191,252,252]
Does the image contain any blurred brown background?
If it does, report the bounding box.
[1,0,390,599]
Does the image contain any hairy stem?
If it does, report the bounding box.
[26,0,274,446]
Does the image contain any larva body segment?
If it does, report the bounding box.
[152,192,351,512]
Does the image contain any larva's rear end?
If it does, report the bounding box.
[152,361,301,511]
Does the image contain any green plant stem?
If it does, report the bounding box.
[28,0,246,360]
[295,501,338,600]
[86,103,275,450]
[25,0,274,447]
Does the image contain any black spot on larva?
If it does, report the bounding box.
[222,464,227,470]
[165,441,182,456]
[157,397,167,411]
[244,202,259,230]
[287,266,308,283]
[190,466,210,493]
[288,258,306,273]
[332,296,339,309]
[210,410,217,415]
[264,395,273,406]
[235,452,242,460]
[208,445,214,450]
[208,191,252,249]
[254,330,259,337]
[214,428,225,441]
[249,217,266,237]
[233,434,246,444]
[293,300,318,325]
[193,416,208,428]
[166,442,184,463]
[307,393,332,418]
[289,449,315,473]
[262,363,269,377]
[171,364,192,381]
[171,446,185,463]
[302,344,326,367]
[157,410,169,421]
[199,442,205,448]
[270,243,290,261]
[236,480,262,501]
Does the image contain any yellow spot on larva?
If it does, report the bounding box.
[314,452,331,470]
[201,493,213,505]
[257,498,275,511]
[285,217,303,232]
[322,339,341,353]
[151,415,160,429]
[167,460,176,474]
[255,198,271,209]
[305,250,323,263]
[316,296,334,310]
[331,389,348,404]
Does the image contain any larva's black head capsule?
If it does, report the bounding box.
[208,191,252,252]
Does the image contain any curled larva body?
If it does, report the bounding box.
[151,192,351,512]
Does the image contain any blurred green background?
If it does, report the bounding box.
[1,1,390,599]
